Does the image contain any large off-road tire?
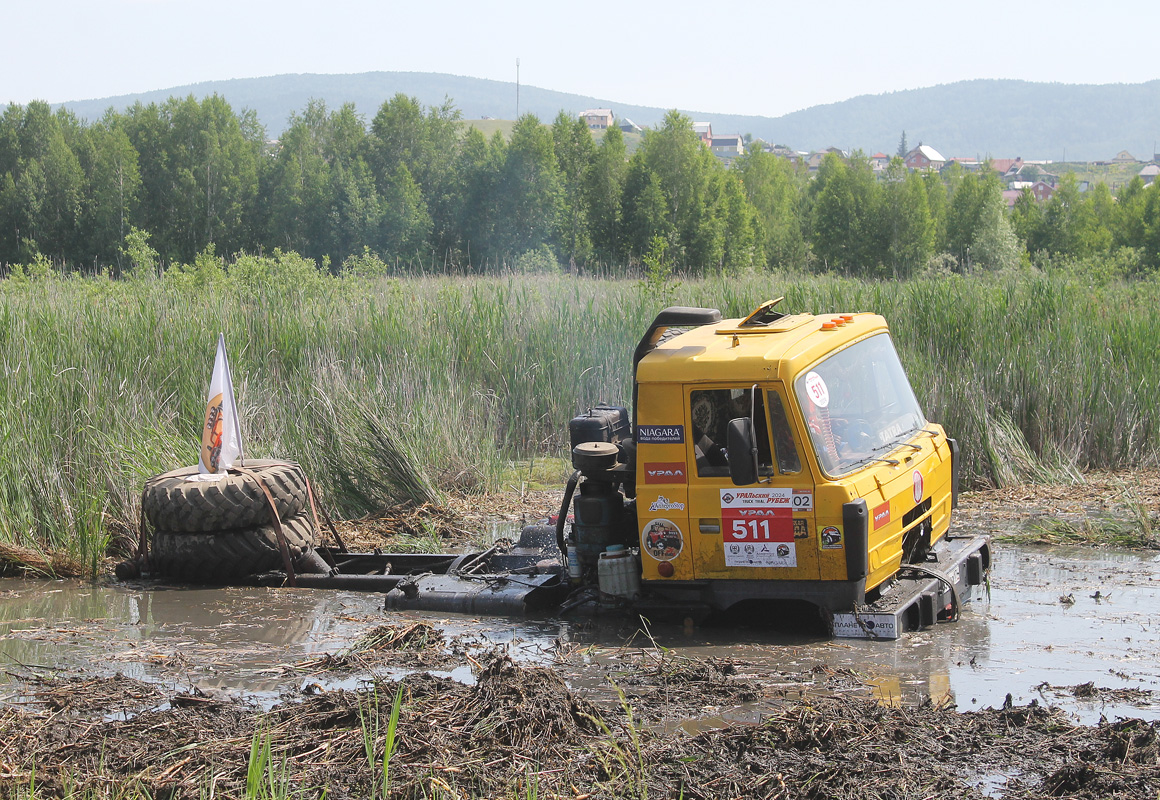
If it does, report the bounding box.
[149,510,319,583]
[141,460,308,533]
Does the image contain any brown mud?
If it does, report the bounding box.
[1,474,1159,797]
[2,649,1158,799]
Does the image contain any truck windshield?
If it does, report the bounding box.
[794,333,926,476]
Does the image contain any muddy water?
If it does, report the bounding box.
[1,545,1157,723]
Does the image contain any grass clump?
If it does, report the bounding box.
[358,682,404,800]
[1016,517,1160,549]
[999,481,1160,549]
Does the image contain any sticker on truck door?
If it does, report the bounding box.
[720,489,800,567]
[643,519,684,561]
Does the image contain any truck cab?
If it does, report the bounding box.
[629,301,958,615]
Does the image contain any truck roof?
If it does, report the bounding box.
[636,310,889,385]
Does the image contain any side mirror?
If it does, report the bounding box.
[726,417,758,485]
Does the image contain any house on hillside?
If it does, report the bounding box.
[1004,180,1056,207]
[947,157,982,172]
[986,158,1023,177]
[766,144,799,159]
[580,109,614,129]
[1112,150,1138,164]
[619,118,643,133]
[1031,181,1055,202]
[711,134,745,161]
[1006,163,1057,188]
[871,152,891,172]
[904,145,946,171]
[807,147,847,170]
[693,122,713,145]
[1140,164,1160,185]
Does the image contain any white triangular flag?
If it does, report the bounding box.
[198,333,244,474]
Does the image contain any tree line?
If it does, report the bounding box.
[2,94,1159,276]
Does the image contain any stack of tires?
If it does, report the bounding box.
[141,459,319,583]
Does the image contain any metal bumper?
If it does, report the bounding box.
[830,534,992,639]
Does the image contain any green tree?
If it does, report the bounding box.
[1031,173,1112,259]
[585,125,627,269]
[622,160,674,265]
[810,152,856,270]
[0,103,87,262]
[946,170,986,263]
[331,158,383,263]
[969,187,1020,271]
[124,95,263,263]
[1141,182,1160,270]
[922,170,949,252]
[624,110,730,271]
[368,94,428,181]
[27,114,84,261]
[0,104,20,177]
[1114,176,1149,250]
[737,147,807,268]
[552,111,595,268]
[368,94,461,262]
[1081,181,1116,257]
[374,163,432,267]
[845,152,885,271]
[883,170,934,277]
[809,152,882,273]
[80,118,141,270]
[456,128,505,270]
[493,114,561,264]
[264,100,367,263]
[1009,187,1043,251]
[718,172,763,271]
[944,168,1009,269]
[121,225,158,278]
[17,101,56,162]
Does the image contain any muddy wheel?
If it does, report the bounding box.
[142,460,308,533]
[149,511,319,583]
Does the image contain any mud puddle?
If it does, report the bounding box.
[1,544,1157,725]
[0,582,540,705]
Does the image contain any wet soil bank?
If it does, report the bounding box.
[2,646,1157,800]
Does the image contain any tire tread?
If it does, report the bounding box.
[149,511,318,583]
[142,459,308,532]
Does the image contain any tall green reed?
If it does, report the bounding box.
[3,264,1159,565]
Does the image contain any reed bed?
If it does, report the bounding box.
[2,266,1159,569]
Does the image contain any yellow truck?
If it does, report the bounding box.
[561,300,990,637]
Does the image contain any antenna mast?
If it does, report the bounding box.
[516,58,520,119]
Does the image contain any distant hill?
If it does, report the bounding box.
[56,73,1160,162]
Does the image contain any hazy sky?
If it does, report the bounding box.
[5,0,1158,117]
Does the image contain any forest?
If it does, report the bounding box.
[3,93,1160,278]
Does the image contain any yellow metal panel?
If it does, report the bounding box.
[637,313,889,387]
[635,383,694,581]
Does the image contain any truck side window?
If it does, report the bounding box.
[690,388,772,477]
[767,391,801,474]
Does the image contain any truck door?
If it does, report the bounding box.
[685,385,820,582]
